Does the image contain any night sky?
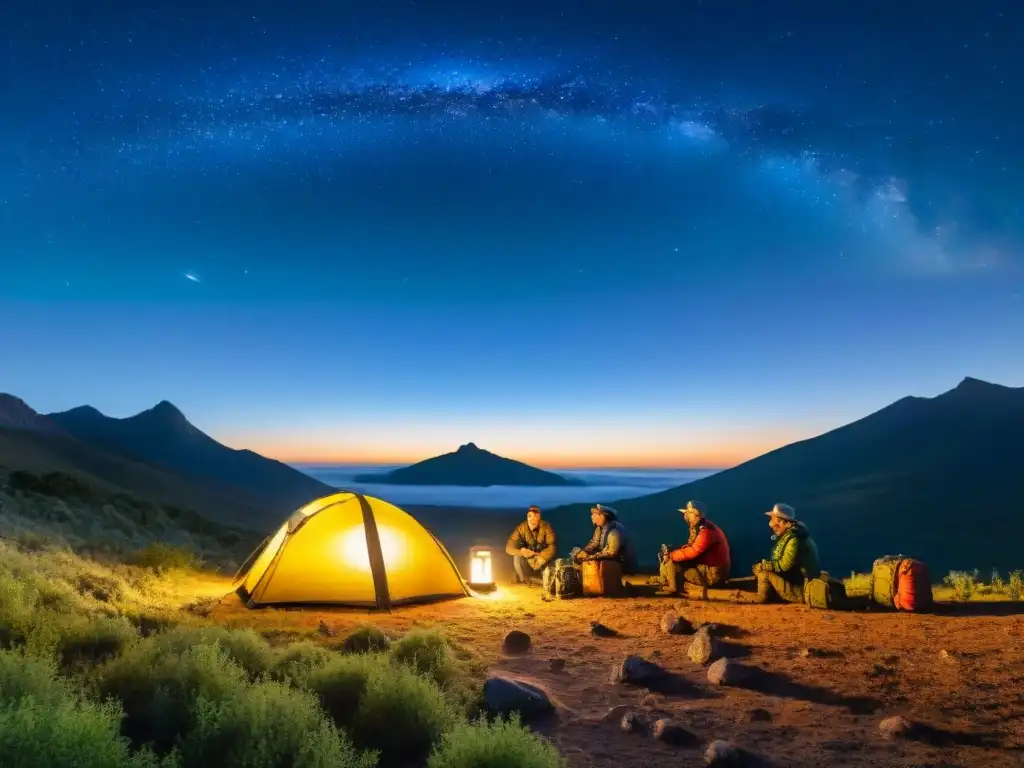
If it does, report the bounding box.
[2,1,1022,468]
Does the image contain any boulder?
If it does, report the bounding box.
[879,715,915,741]
[688,627,717,665]
[660,611,690,635]
[591,622,620,638]
[621,711,643,733]
[502,630,532,654]
[652,718,699,746]
[548,657,566,672]
[609,655,666,686]
[704,739,741,765]
[707,657,746,686]
[483,677,555,721]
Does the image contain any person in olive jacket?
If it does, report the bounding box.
[505,505,557,585]
[752,503,821,603]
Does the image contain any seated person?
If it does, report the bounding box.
[752,503,821,603]
[574,503,637,574]
[656,500,731,599]
[504,505,556,585]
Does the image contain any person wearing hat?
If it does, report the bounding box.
[752,503,821,603]
[573,503,637,574]
[656,500,731,600]
[504,505,558,585]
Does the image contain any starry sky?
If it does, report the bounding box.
[2,0,1022,468]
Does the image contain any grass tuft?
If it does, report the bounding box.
[427,714,567,768]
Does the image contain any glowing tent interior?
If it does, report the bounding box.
[233,491,471,609]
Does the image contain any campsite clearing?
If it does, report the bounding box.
[206,580,1024,768]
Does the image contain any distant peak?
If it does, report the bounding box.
[135,400,189,424]
[457,442,481,453]
[954,376,999,391]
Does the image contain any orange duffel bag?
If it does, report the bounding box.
[581,559,625,597]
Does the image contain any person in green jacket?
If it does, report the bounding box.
[752,503,821,603]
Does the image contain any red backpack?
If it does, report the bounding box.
[893,558,933,612]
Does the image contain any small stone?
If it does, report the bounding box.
[693,621,721,636]
[600,705,631,723]
[591,622,620,638]
[707,657,745,686]
[621,711,642,733]
[610,655,666,685]
[939,648,957,663]
[704,739,740,765]
[879,715,915,741]
[482,677,556,721]
[800,647,825,658]
[660,611,690,635]
[652,718,698,746]
[502,630,532,654]
[746,707,772,723]
[548,657,566,672]
[688,627,717,665]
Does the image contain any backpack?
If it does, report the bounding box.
[871,555,933,612]
[893,558,933,612]
[803,572,848,610]
[543,558,583,599]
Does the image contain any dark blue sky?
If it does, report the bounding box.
[2,0,1022,467]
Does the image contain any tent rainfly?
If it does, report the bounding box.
[233,491,471,610]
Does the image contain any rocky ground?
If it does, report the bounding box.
[208,582,1024,768]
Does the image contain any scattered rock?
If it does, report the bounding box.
[939,648,958,663]
[591,622,621,638]
[660,611,690,635]
[652,718,699,746]
[502,630,532,654]
[707,657,746,686]
[883,654,899,665]
[800,647,826,658]
[621,711,643,733]
[704,739,741,765]
[600,705,632,723]
[693,621,721,636]
[879,715,915,741]
[688,627,717,665]
[483,677,556,721]
[610,655,666,685]
[746,708,772,723]
[548,657,566,672]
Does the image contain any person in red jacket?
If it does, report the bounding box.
[656,500,731,600]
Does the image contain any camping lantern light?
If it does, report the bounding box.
[468,546,496,592]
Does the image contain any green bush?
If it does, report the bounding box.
[338,624,392,654]
[8,470,100,504]
[427,714,566,768]
[351,659,460,766]
[990,569,1005,594]
[305,652,386,729]
[1008,571,1023,601]
[271,641,334,685]
[389,627,482,715]
[175,679,377,768]
[0,649,159,768]
[944,570,976,602]
[98,641,251,752]
[132,543,196,572]
[56,613,138,671]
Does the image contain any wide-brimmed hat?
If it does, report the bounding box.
[591,503,618,521]
[765,503,796,521]
[677,500,706,516]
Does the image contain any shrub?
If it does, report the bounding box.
[56,614,138,671]
[8,470,100,504]
[427,714,566,768]
[338,624,392,654]
[0,650,158,768]
[1008,571,1023,601]
[944,571,976,602]
[176,679,377,768]
[389,628,483,715]
[351,659,460,766]
[990,569,1005,594]
[305,652,386,729]
[132,543,196,572]
[271,641,334,685]
[98,640,250,752]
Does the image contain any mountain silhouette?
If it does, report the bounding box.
[353,442,586,487]
[47,400,333,513]
[548,377,1024,577]
[0,394,67,435]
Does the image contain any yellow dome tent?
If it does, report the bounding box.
[233,491,471,610]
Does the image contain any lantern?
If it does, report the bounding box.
[468,546,496,591]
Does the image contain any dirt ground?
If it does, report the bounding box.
[204,579,1024,768]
